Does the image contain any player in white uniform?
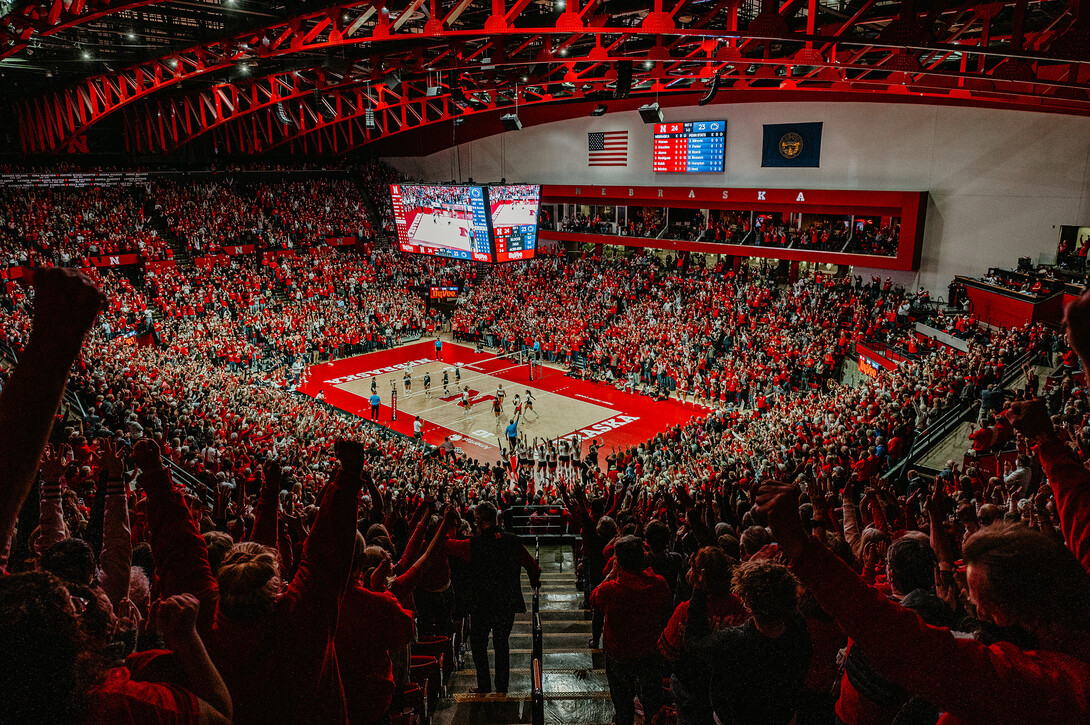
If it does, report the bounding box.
[461,385,472,416]
[546,442,558,482]
[532,441,545,489]
[496,383,506,411]
[558,437,572,480]
[523,390,538,420]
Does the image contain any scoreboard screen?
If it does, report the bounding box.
[391,183,541,263]
[652,120,726,173]
[488,184,541,262]
[390,184,493,262]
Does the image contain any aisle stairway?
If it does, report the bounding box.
[433,544,615,725]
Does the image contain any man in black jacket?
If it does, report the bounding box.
[448,501,542,693]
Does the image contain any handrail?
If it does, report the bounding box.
[530,532,544,725]
[883,348,1037,484]
[530,582,544,725]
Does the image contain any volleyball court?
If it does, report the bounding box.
[298,340,705,462]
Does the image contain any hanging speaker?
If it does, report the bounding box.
[698,72,722,106]
[365,108,377,129]
[638,102,662,124]
[274,101,294,126]
[614,60,632,99]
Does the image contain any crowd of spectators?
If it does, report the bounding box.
[150,179,280,255]
[0,186,173,268]
[2,205,1090,725]
[355,159,406,236]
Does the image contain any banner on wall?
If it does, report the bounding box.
[194,255,231,269]
[89,253,140,268]
[223,245,256,256]
[144,260,177,274]
[262,250,296,265]
[325,237,358,247]
[762,122,823,168]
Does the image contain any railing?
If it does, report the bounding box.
[530,535,544,725]
[883,348,1037,485]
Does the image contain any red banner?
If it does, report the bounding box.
[262,249,296,265]
[325,236,358,247]
[0,266,27,280]
[144,259,177,274]
[89,253,140,268]
[222,245,256,256]
[194,254,231,269]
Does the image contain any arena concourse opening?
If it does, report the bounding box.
[2,4,1090,725]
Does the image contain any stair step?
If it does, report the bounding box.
[431,696,616,725]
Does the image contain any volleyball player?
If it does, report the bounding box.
[423,371,432,399]
[403,368,412,396]
[496,383,506,411]
[442,368,450,396]
[558,437,572,480]
[461,385,472,416]
[524,390,538,420]
[532,439,545,488]
[546,440,558,481]
[518,438,533,482]
[492,396,502,426]
[455,363,462,383]
[512,393,523,421]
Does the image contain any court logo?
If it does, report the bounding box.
[779,132,803,160]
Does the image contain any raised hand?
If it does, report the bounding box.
[132,439,164,474]
[754,480,807,559]
[30,267,106,344]
[149,593,201,648]
[334,438,366,475]
[262,458,283,490]
[39,444,69,482]
[98,438,126,480]
[1005,398,1055,442]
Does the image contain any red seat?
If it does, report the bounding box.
[397,683,426,725]
[415,635,454,679]
[411,655,442,712]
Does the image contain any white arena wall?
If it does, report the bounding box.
[385,101,1090,295]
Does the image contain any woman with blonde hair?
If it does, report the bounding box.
[139,437,366,725]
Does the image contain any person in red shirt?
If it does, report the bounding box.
[0,571,232,725]
[140,437,366,725]
[591,535,672,725]
[757,480,1090,725]
[337,535,415,725]
[659,546,747,725]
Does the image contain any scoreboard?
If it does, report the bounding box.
[652,120,726,173]
[493,224,537,262]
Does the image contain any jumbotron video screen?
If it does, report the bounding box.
[389,184,494,262]
[487,184,541,262]
[389,183,541,263]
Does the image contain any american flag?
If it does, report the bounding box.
[588,130,629,167]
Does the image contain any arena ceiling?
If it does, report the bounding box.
[1,0,1088,156]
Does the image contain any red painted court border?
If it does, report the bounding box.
[297,340,711,464]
